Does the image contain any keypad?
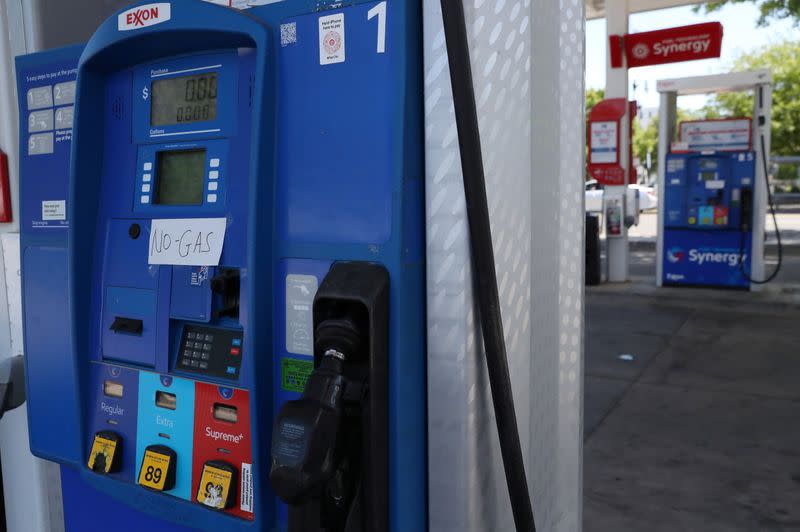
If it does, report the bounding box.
[178,326,243,380]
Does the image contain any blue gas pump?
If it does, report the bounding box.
[662,150,756,288]
[17,1,425,530]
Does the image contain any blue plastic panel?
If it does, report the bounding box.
[663,229,752,288]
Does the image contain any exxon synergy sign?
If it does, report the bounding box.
[623,22,723,68]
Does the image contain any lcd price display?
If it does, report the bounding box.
[151,73,218,126]
[155,150,205,205]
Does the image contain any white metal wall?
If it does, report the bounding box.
[424,0,584,530]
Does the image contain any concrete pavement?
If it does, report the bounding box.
[584,282,800,531]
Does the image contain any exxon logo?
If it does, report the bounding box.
[118,3,171,31]
[667,247,685,264]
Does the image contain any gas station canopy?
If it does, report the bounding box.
[586,0,703,20]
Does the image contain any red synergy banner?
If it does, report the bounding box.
[623,22,723,68]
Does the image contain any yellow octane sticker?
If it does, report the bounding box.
[197,466,233,509]
[139,450,171,490]
[88,436,117,474]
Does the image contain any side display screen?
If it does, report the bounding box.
[155,150,205,205]
[151,73,218,126]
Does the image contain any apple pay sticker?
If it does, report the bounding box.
[319,13,345,65]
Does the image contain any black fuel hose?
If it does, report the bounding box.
[740,131,783,284]
[439,1,536,531]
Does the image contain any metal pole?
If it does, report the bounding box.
[438,1,536,530]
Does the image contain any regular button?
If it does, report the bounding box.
[187,332,196,340]
[204,334,213,342]
[199,362,208,370]
[203,343,211,351]
[190,360,200,368]
[201,353,210,361]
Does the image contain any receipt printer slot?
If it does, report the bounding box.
[110,316,143,335]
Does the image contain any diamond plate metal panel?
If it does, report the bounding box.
[425,0,584,530]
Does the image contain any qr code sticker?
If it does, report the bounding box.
[280,22,297,46]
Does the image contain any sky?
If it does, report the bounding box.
[586,3,800,111]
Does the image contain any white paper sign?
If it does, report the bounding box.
[319,13,346,65]
[42,200,66,221]
[679,119,751,152]
[148,218,226,266]
[590,121,618,164]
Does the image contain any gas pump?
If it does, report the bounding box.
[17,0,426,530]
[657,71,779,290]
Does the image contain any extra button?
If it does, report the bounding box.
[209,170,219,180]
[230,347,240,356]
[207,194,218,203]
[209,158,220,168]
[143,162,153,171]
[232,338,242,347]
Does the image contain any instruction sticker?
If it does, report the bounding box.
[286,274,317,355]
[319,13,346,65]
[240,462,253,513]
[42,200,66,221]
[148,218,226,266]
[281,357,313,393]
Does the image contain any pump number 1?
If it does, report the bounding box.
[368,1,387,54]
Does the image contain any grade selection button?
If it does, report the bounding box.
[138,445,177,491]
[88,431,122,474]
[196,461,237,510]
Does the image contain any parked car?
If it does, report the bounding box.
[585,180,657,212]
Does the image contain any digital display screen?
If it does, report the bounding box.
[155,150,205,205]
[150,73,218,126]
[701,171,717,181]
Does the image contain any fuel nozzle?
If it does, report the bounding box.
[269,315,365,506]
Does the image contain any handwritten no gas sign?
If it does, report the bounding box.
[148,218,226,266]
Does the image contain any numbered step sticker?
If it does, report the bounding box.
[28,133,54,155]
[28,109,54,133]
[53,81,76,105]
[26,86,53,111]
[55,106,75,130]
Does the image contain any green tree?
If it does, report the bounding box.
[698,1,800,26]
[704,40,800,160]
[632,109,701,179]
[586,88,604,115]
